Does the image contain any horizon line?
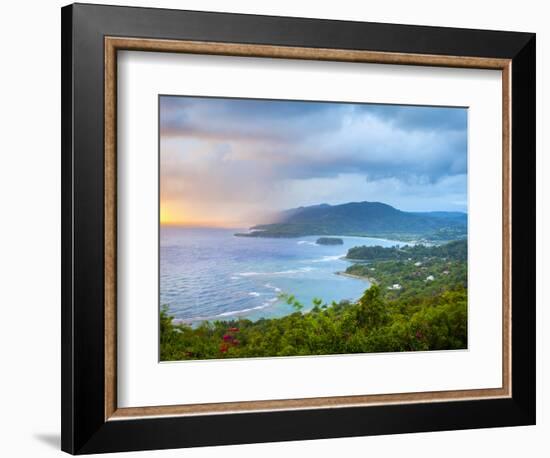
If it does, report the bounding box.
[160,201,468,228]
[160,222,249,229]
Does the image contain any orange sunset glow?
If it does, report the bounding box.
[160,202,246,228]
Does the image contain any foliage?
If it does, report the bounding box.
[345,239,467,301]
[160,281,467,361]
[160,239,468,361]
[346,239,467,261]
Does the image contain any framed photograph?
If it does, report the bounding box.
[61,3,536,454]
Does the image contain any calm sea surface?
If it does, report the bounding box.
[160,227,402,323]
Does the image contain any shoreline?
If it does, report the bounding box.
[171,270,373,326]
[335,271,378,285]
[234,232,412,244]
[165,232,387,325]
[172,271,376,326]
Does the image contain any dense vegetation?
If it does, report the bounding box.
[347,239,467,261]
[160,286,467,360]
[160,240,468,361]
[345,240,467,301]
[316,237,344,245]
[235,201,466,241]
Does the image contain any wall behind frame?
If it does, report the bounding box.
[0,1,544,457]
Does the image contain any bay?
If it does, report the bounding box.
[160,227,403,323]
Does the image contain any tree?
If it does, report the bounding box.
[356,285,387,329]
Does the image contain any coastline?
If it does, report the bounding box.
[173,271,373,326]
[163,229,396,324]
[335,271,378,285]
[235,232,411,245]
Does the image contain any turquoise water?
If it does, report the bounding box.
[160,227,402,323]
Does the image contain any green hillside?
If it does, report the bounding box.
[235,201,466,241]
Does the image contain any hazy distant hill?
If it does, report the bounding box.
[235,201,467,241]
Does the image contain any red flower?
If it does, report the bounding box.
[228,327,239,332]
[232,339,240,345]
[219,344,228,353]
[222,334,233,342]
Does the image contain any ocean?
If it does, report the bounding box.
[160,227,403,323]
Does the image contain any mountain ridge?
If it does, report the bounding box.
[235,201,466,241]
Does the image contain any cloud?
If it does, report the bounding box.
[160,96,341,142]
[355,103,467,131]
[278,173,468,213]
[159,96,468,225]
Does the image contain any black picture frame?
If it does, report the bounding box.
[61,3,536,454]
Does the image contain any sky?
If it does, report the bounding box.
[160,96,467,227]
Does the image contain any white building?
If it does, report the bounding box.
[387,283,402,290]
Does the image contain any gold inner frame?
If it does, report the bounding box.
[104,37,512,421]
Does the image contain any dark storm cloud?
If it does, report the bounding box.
[160,96,344,142]
[160,96,466,137]
[353,103,468,131]
[160,95,466,181]
[159,95,468,218]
